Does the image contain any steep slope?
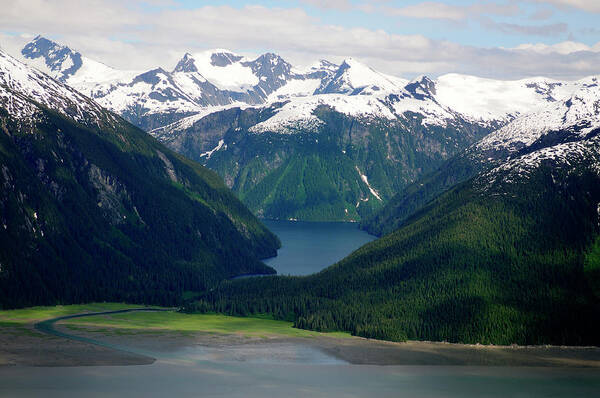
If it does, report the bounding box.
[187,106,600,345]
[363,78,600,235]
[149,63,595,223]
[150,85,490,221]
[0,49,279,309]
[17,36,597,224]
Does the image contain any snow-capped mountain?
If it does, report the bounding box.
[476,77,600,155]
[473,79,600,187]
[249,70,595,135]
[434,73,588,124]
[314,58,408,96]
[363,80,600,234]
[17,36,340,130]
[0,46,281,309]
[7,35,600,224]
[0,47,112,127]
[171,50,296,102]
[139,51,597,223]
[20,35,140,95]
[16,35,595,134]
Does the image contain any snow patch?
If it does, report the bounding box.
[355,166,382,201]
[187,50,258,92]
[200,139,225,159]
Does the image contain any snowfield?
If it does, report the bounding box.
[11,35,600,137]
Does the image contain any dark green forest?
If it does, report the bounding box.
[166,105,491,222]
[186,155,600,345]
[0,100,280,309]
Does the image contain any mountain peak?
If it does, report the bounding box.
[210,50,243,67]
[405,75,437,99]
[317,59,337,69]
[173,52,198,73]
[315,57,404,96]
[340,58,376,72]
[21,35,83,82]
[255,52,284,64]
[0,48,105,126]
[411,75,433,84]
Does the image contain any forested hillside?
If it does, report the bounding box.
[0,50,280,309]
[187,132,600,345]
[157,105,490,221]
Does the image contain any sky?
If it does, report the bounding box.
[1,0,599,80]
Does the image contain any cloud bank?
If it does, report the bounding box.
[1,0,599,80]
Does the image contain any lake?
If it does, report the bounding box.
[262,220,377,275]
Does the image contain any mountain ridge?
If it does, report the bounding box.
[13,35,600,223]
[16,35,596,133]
[0,48,280,308]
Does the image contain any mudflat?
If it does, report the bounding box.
[0,323,153,367]
[2,305,600,368]
[11,322,597,368]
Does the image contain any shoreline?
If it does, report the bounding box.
[2,307,600,368]
[4,324,600,368]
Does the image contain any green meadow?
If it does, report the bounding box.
[61,311,350,338]
[0,303,144,325]
[0,303,350,339]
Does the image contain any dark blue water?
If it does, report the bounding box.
[262,220,376,276]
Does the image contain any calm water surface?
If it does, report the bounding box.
[262,220,376,275]
[2,361,599,398]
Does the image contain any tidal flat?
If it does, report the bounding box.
[2,306,600,397]
[2,305,600,368]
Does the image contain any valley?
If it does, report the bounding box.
[15,35,596,222]
[2,13,600,396]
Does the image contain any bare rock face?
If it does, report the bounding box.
[155,150,178,183]
[88,164,131,225]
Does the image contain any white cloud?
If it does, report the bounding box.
[0,33,31,57]
[514,40,600,54]
[530,0,600,12]
[388,2,566,37]
[389,2,467,20]
[481,19,568,36]
[299,0,353,10]
[387,1,519,21]
[1,0,599,80]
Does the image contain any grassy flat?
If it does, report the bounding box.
[0,303,351,339]
[61,311,351,338]
[0,303,157,325]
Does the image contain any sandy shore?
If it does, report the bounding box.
[3,322,595,368]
